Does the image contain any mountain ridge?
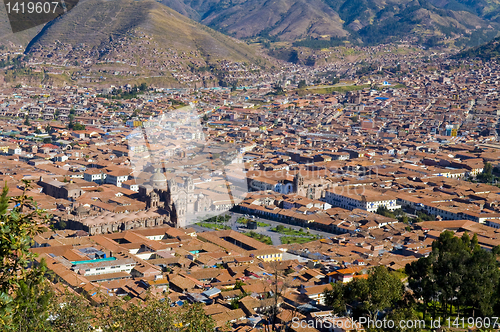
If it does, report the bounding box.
[159,0,500,45]
[21,0,271,87]
[24,0,267,63]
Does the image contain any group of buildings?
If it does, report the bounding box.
[0,45,499,330]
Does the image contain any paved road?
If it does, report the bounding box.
[188,211,337,246]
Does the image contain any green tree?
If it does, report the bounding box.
[50,291,96,332]
[272,83,284,95]
[407,230,499,318]
[399,215,409,224]
[405,256,437,320]
[430,231,470,317]
[57,220,67,229]
[275,225,285,233]
[0,181,51,330]
[478,162,494,183]
[234,280,245,290]
[324,282,347,314]
[298,80,307,89]
[359,266,404,321]
[68,121,86,131]
[376,206,396,218]
[230,298,240,309]
[384,307,422,332]
[180,302,216,332]
[461,245,499,316]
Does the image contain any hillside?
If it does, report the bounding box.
[159,0,499,45]
[427,0,500,21]
[26,0,263,62]
[455,36,500,59]
[22,0,270,86]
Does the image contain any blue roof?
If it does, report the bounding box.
[71,257,116,265]
[375,97,389,100]
[202,288,221,297]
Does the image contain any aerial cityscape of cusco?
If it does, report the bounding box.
[2,0,500,331]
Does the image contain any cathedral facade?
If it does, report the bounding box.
[139,169,211,227]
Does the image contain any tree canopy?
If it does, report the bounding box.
[324,230,500,331]
[406,230,500,319]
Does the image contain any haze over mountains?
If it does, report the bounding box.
[427,0,500,20]
[456,35,500,59]
[160,0,499,44]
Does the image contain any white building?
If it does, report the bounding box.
[105,169,130,187]
[84,169,107,184]
[71,258,136,276]
[324,188,400,213]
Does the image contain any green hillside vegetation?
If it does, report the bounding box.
[428,0,500,20]
[455,36,500,59]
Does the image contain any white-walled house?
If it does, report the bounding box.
[323,188,400,212]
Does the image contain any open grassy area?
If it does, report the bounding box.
[412,302,497,332]
[272,226,321,244]
[297,84,370,95]
[271,225,312,236]
[195,214,231,230]
[242,231,272,245]
[236,217,270,227]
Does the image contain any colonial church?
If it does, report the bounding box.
[293,173,331,200]
[138,168,211,227]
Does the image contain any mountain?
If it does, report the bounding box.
[22,0,270,86]
[159,0,499,45]
[26,0,263,62]
[427,0,500,21]
[455,36,500,59]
